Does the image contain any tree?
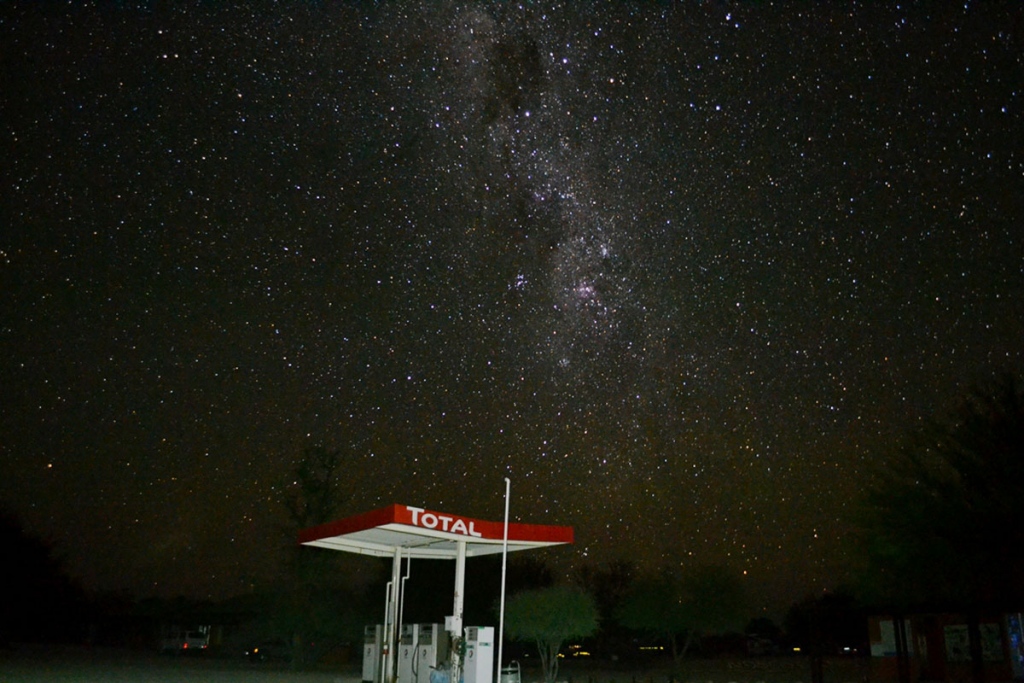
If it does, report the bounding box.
[0,509,87,644]
[854,375,1024,611]
[783,589,867,655]
[571,559,635,659]
[854,376,1024,683]
[274,444,372,667]
[745,616,782,642]
[616,564,747,666]
[283,445,350,528]
[503,585,599,683]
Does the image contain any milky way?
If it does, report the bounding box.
[2,2,1022,615]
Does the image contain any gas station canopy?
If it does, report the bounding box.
[298,503,574,559]
[299,503,573,683]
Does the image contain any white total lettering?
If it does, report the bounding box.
[407,506,482,537]
[407,506,424,526]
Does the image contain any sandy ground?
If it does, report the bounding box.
[540,655,868,683]
[550,656,870,683]
[0,647,870,683]
[0,645,364,683]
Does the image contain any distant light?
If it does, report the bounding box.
[792,647,801,653]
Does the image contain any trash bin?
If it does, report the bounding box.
[500,661,521,683]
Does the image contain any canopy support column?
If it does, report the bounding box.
[383,546,402,683]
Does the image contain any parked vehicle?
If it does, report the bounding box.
[160,625,210,653]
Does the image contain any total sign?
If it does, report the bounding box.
[405,506,483,538]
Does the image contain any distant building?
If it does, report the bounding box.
[868,613,1024,682]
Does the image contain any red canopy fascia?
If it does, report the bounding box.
[298,503,573,559]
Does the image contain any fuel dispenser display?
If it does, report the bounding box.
[463,626,495,683]
[363,625,383,683]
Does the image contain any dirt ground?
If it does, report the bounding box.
[0,647,870,683]
[0,645,364,683]
[547,656,870,683]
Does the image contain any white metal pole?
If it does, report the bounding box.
[452,539,467,683]
[496,477,511,683]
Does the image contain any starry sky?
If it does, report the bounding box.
[2,2,1022,618]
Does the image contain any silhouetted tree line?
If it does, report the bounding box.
[0,501,862,664]
[0,509,89,646]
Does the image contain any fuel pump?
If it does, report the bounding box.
[363,625,383,683]
[463,626,495,683]
[415,623,449,683]
[397,624,419,683]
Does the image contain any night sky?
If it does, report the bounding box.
[2,2,1022,618]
